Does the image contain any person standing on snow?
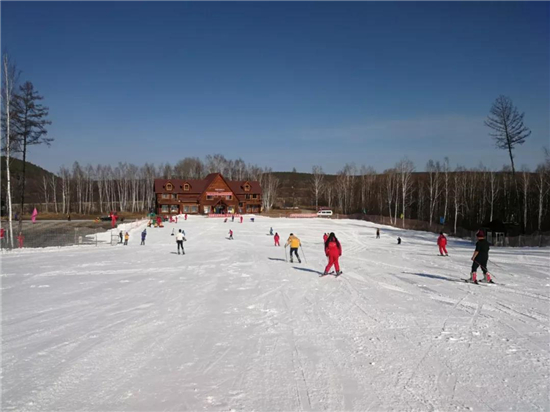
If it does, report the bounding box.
[376,228,380,239]
[119,230,123,243]
[285,233,301,263]
[323,232,342,276]
[323,233,328,243]
[124,232,129,245]
[141,229,147,245]
[176,229,186,254]
[269,227,273,236]
[437,232,448,256]
[228,229,234,240]
[397,237,402,245]
[274,232,280,246]
[470,230,493,284]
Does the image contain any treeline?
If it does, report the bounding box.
[304,156,550,234]
[38,154,280,215]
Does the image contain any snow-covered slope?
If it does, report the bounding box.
[2,216,549,411]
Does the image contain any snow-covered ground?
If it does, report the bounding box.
[2,216,549,411]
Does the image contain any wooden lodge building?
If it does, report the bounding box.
[154,173,262,215]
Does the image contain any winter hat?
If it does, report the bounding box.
[476,230,485,238]
[290,233,294,236]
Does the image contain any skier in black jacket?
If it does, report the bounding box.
[470,230,493,284]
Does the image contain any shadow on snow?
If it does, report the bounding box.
[292,266,325,276]
[401,271,460,283]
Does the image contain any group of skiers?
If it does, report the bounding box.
[120,214,493,284]
[270,228,492,283]
[119,229,148,246]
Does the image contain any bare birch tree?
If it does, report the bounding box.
[443,157,450,224]
[485,169,498,222]
[426,159,442,225]
[397,158,414,227]
[260,169,279,212]
[2,54,20,246]
[311,165,325,211]
[41,175,49,212]
[50,174,58,213]
[520,166,531,231]
[535,157,550,231]
[452,167,466,234]
[384,169,397,225]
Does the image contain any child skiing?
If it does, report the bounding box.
[323,233,328,243]
[322,232,342,276]
[376,228,380,239]
[469,230,493,284]
[269,227,274,236]
[397,237,402,245]
[176,229,186,254]
[437,232,448,256]
[228,229,234,240]
[285,233,301,263]
[119,230,123,244]
[141,229,147,245]
[274,232,280,246]
[124,232,129,245]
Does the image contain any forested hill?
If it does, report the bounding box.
[1,156,56,204]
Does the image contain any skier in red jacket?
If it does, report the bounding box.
[437,232,448,256]
[323,232,342,276]
[323,233,328,243]
[274,232,280,246]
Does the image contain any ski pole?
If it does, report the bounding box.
[300,245,307,263]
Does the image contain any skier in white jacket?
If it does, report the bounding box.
[176,229,186,255]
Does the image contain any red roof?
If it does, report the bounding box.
[154,179,208,194]
[227,181,262,194]
[154,175,261,196]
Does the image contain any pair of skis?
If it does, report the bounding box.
[319,271,342,278]
[463,279,496,285]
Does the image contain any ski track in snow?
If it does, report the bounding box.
[1,216,549,411]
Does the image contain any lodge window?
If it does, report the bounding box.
[252,194,257,199]
[239,203,243,207]
[162,194,170,199]
[172,194,177,199]
[226,195,232,200]
[244,184,250,192]
[184,205,189,212]
[161,205,169,213]
[245,194,251,200]
[206,195,213,200]
[166,183,173,191]
[170,205,179,213]
[191,206,198,212]
[184,184,190,191]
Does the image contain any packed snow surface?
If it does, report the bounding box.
[2,216,549,411]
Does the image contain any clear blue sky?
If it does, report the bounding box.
[2,2,548,174]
